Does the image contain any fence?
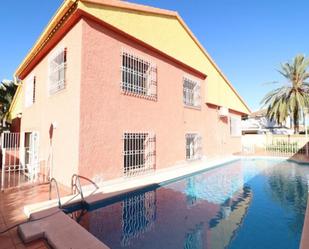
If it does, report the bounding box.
[0,132,49,191]
[242,134,309,157]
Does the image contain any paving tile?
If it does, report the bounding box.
[0,232,14,249]
[9,227,23,245]
[0,184,69,249]
[22,240,48,249]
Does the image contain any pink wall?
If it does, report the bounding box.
[78,18,242,182]
[20,20,82,186]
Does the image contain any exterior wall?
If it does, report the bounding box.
[7,86,23,121]
[10,117,21,133]
[19,20,83,186]
[79,1,250,114]
[78,18,242,182]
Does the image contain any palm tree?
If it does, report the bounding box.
[0,79,17,131]
[261,55,309,133]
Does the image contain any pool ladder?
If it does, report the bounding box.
[71,174,99,203]
[48,175,99,208]
[49,178,62,208]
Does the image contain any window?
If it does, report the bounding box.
[48,47,67,95]
[25,75,36,107]
[123,132,156,176]
[230,116,242,136]
[183,77,201,108]
[186,133,202,160]
[121,50,157,99]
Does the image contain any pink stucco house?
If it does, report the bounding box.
[8,0,250,187]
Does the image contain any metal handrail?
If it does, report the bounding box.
[49,178,62,208]
[71,174,99,202]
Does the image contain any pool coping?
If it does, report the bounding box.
[23,155,242,216]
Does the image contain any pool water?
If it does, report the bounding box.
[72,159,309,249]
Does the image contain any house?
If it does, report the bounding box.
[7,0,250,187]
[241,109,296,135]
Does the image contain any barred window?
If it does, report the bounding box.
[123,132,156,176]
[25,75,36,107]
[183,77,201,107]
[230,116,242,137]
[186,133,202,160]
[48,47,67,95]
[121,50,157,99]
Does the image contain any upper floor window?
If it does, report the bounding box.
[183,77,201,108]
[186,133,202,160]
[121,50,157,100]
[25,75,36,108]
[48,47,67,95]
[230,116,242,137]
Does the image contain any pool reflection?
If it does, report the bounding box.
[73,160,308,249]
[121,191,157,246]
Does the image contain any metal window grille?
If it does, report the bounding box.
[121,191,156,246]
[121,50,157,100]
[186,133,202,160]
[1,132,20,149]
[123,132,156,177]
[25,75,35,107]
[230,116,241,136]
[33,76,36,103]
[48,47,67,95]
[183,77,201,107]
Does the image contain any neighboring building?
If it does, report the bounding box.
[241,109,296,135]
[8,0,250,186]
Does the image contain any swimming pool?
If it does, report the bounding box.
[71,159,309,249]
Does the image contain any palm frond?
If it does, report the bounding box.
[262,54,309,133]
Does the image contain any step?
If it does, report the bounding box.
[18,208,109,249]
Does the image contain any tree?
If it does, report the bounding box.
[0,79,17,131]
[261,55,309,133]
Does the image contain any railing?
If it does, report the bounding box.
[242,134,309,157]
[71,174,99,203]
[49,178,62,208]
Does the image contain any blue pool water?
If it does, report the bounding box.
[72,159,309,249]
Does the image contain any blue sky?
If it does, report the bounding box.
[1,0,309,110]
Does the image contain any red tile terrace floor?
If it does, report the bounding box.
[0,184,69,249]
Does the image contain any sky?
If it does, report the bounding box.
[1,0,309,111]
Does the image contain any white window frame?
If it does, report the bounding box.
[123,132,156,177]
[121,49,157,100]
[185,133,202,160]
[230,116,242,137]
[183,77,201,108]
[24,74,35,108]
[48,47,67,95]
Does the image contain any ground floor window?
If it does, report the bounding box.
[123,132,156,176]
[186,133,202,160]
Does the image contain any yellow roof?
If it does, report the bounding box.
[13,0,251,116]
